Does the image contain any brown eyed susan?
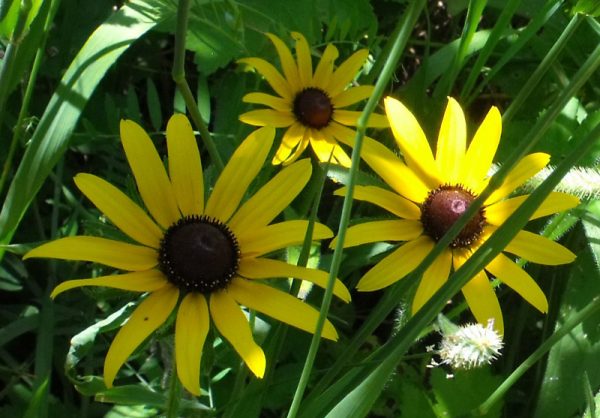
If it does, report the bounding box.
[24,115,350,395]
[238,31,388,167]
[334,97,579,334]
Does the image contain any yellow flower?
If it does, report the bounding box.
[24,115,350,395]
[238,32,388,167]
[335,97,579,334]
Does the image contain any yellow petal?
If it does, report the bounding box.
[238,257,350,302]
[332,110,388,128]
[454,250,504,334]
[485,153,550,205]
[412,249,452,313]
[266,33,301,93]
[167,114,204,216]
[104,285,178,387]
[485,253,548,313]
[460,106,502,192]
[272,123,307,165]
[243,92,291,111]
[175,293,209,396]
[291,32,313,86]
[309,129,337,164]
[120,120,180,229]
[334,185,421,219]
[384,97,440,188]
[332,220,423,248]
[238,57,292,100]
[205,127,274,222]
[210,290,266,378]
[504,229,576,265]
[313,43,339,89]
[239,109,295,127]
[327,49,369,97]
[239,220,333,258]
[24,236,158,271]
[357,236,433,292]
[436,97,466,184]
[229,159,311,234]
[460,269,504,335]
[359,135,431,203]
[485,192,580,225]
[331,85,374,108]
[228,278,338,340]
[51,270,168,299]
[74,173,162,249]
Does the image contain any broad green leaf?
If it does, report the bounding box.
[0,0,169,257]
[0,0,42,39]
[534,206,600,418]
[572,0,600,16]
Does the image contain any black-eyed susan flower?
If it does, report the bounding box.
[334,97,579,334]
[238,32,388,167]
[24,115,350,395]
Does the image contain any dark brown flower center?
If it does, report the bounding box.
[159,215,240,293]
[293,87,333,129]
[420,185,485,248]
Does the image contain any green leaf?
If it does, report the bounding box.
[146,77,162,131]
[0,0,169,256]
[0,0,42,39]
[95,385,166,406]
[533,205,600,418]
[572,0,600,16]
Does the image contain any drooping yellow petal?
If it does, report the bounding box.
[485,153,550,205]
[459,106,502,192]
[24,236,158,271]
[328,142,352,167]
[309,129,337,164]
[332,220,423,248]
[238,257,350,302]
[485,253,548,313]
[332,110,388,128]
[486,192,580,225]
[239,220,333,258]
[167,114,204,217]
[266,33,301,93]
[104,285,178,387]
[313,43,339,89]
[229,159,311,234]
[460,269,504,335]
[175,293,209,396]
[210,290,266,378]
[51,270,168,299]
[74,174,162,249]
[334,185,421,219]
[384,97,440,189]
[242,92,290,111]
[412,248,452,313]
[205,127,274,222]
[120,120,180,229]
[436,97,466,184]
[327,49,369,97]
[272,123,307,165]
[454,250,504,334]
[331,85,374,108]
[291,32,313,86]
[228,278,338,340]
[238,57,292,100]
[504,229,576,265]
[239,109,295,127]
[357,236,433,292]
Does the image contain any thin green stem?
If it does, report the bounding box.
[502,13,584,124]
[434,0,488,99]
[0,0,62,197]
[0,0,32,130]
[475,296,600,415]
[172,0,224,171]
[286,2,426,417]
[165,359,182,418]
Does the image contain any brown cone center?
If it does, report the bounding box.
[293,87,333,129]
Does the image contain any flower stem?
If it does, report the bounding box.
[165,362,182,418]
[285,2,426,417]
[172,0,224,172]
[475,296,600,415]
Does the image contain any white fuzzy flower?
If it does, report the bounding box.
[437,320,503,369]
